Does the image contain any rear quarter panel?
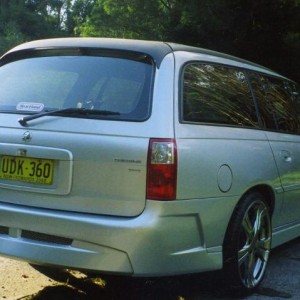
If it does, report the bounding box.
[173,52,284,237]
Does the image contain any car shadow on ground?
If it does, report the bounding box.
[26,237,300,300]
[26,266,238,300]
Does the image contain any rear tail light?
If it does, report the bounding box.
[147,138,177,200]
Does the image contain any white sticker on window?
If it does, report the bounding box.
[16,102,45,112]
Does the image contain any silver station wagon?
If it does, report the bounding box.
[0,38,299,292]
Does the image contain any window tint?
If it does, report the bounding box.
[0,65,78,110]
[0,55,153,121]
[249,73,300,133]
[290,82,300,117]
[182,64,259,127]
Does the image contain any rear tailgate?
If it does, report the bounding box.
[0,41,175,217]
[0,117,149,217]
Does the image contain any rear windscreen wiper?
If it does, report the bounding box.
[18,108,120,126]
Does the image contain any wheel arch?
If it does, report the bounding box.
[222,184,274,290]
[244,184,275,216]
[223,183,275,249]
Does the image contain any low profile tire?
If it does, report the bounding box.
[223,192,272,292]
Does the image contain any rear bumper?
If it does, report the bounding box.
[0,197,238,276]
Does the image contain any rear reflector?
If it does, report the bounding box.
[147,138,177,200]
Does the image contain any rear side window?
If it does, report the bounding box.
[290,82,300,117]
[249,73,300,133]
[182,63,259,127]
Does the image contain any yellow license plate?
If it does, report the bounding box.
[0,155,54,185]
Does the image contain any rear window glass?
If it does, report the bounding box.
[182,63,259,127]
[0,54,154,121]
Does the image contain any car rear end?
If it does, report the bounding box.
[0,38,228,276]
[0,38,183,274]
[0,39,218,275]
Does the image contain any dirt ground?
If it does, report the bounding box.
[0,257,111,300]
[0,257,57,300]
[0,256,227,300]
[0,257,108,300]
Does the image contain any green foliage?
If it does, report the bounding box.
[79,0,165,39]
[78,0,300,82]
[0,0,299,82]
[0,0,94,54]
[67,0,96,35]
[0,21,26,54]
[0,1,26,53]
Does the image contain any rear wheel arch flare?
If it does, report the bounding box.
[245,185,275,216]
[223,185,274,249]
